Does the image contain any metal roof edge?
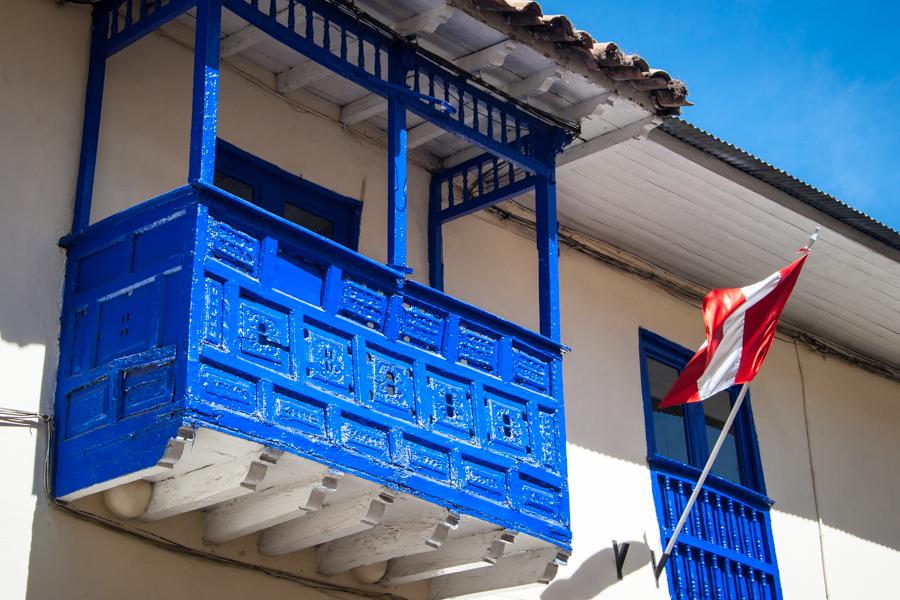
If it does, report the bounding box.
[656,118,900,259]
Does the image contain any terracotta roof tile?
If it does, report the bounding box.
[468,0,691,114]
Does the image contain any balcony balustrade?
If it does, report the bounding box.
[55,184,570,590]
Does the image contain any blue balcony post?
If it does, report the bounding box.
[428,176,444,290]
[387,96,408,270]
[188,0,222,184]
[535,171,561,342]
[71,5,109,234]
[386,45,410,272]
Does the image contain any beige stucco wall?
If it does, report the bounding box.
[1,1,898,599]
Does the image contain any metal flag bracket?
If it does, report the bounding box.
[652,548,668,584]
[612,540,629,580]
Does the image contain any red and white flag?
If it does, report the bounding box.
[659,245,814,409]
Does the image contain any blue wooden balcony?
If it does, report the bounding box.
[56,0,578,591]
[55,183,570,549]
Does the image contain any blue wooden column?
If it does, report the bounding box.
[387,96,408,271]
[71,5,110,234]
[188,0,222,184]
[428,177,443,290]
[535,172,561,342]
[386,45,409,272]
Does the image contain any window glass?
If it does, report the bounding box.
[704,391,742,484]
[284,202,334,239]
[213,170,255,202]
[648,358,689,465]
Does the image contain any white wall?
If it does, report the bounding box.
[0,1,898,598]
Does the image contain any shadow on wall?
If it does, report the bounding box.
[542,542,651,600]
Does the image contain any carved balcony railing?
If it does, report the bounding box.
[650,456,781,600]
[55,184,571,548]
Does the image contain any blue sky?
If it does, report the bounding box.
[537,0,900,230]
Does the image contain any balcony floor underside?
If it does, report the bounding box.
[66,427,567,599]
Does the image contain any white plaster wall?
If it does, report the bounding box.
[1,1,898,599]
[442,211,900,599]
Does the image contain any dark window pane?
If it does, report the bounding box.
[648,358,689,464]
[214,170,255,202]
[704,391,742,484]
[283,203,335,240]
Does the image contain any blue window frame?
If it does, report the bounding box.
[639,328,782,600]
[214,140,362,250]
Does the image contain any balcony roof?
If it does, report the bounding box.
[159,0,680,168]
[659,118,900,254]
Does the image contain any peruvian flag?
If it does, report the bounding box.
[659,250,811,408]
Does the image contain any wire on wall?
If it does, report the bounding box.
[794,342,832,600]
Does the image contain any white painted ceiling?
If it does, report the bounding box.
[556,137,900,369]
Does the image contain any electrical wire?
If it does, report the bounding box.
[794,343,832,600]
[0,405,408,600]
[0,407,50,428]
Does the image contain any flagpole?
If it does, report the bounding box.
[654,382,750,580]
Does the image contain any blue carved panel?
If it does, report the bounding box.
[397,435,452,482]
[56,187,571,548]
[399,301,444,352]
[202,277,225,346]
[538,408,560,472]
[272,387,327,438]
[208,219,259,275]
[340,412,392,461]
[512,346,550,394]
[461,457,508,503]
[457,324,499,373]
[519,476,563,520]
[485,391,531,459]
[95,282,158,367]
[426,372,474,441]
[238,296,292,374]
[366,346,416,421]
[197,363,258,413]
[121,359,176,418]
[65,379,111,439]
[302,323,354,399]
[339,278,388,329]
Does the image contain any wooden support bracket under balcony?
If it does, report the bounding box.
[379,528,516,586]
[204,467,340,544]
[430,547,570,599]
[141,448,282,522]
[316,508,460,575]
[258,487,396,556]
